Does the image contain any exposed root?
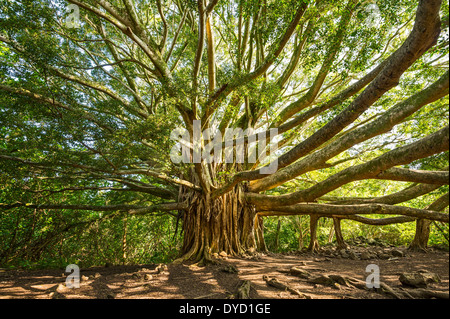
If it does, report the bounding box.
[407,245,429,253]
[289,267,311,279]
[309,273,449,299]
[333,217,349,250]
[237,280,252,299]
[379,282,403,299]
[307,240,321,253]
[404,288,449,299]
[307,215,321,253]
[263,275,311,299]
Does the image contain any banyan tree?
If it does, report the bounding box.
[0,0,448,263]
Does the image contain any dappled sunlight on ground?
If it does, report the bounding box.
[0,248,448,299]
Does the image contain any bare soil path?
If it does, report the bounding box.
[0,247,448,299]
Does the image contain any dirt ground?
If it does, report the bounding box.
[0,246,448,299]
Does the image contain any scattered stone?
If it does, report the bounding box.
[332,282,341,290]
[219,251,228,258]
[307,275,335,286]
[388,257,399,261]
[94,273,101,279]
[145,273,153,280]
[391,249,405,258]
[156,264,168,274]
[131,273,142,279]
[81,275,89,281]
[50,291,66,299]
[399,272,441,288]
[289,267,311,279]
[378,253,391,260]
[348,251,359,260]
[340,252,350,259]
[106,293,116,299]
[360,251,371,260]
[221,265,239,274]
[144,274,153,281]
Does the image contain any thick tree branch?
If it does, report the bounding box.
[246,126,449,208]
[68,0,170,80]
[192,0,207,104]
[427,192,450,212]
[0,84,114,132]
[202,3,308,116]
[253,0,442,175]
[0,154,197,194]
[334,215,417,226]
[249,70,449,192]
[206,0,220,15]
[258,203,449,223]
[0,202,183,213]
[375,167,449,185]
[274,0,358,126]
[322,183,443,206]
[165,8,188,62]
[206,16,216,94]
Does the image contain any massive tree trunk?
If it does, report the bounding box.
[178,184,257,263]
[308,215,321,253]
[333,217,349,250]
[0,0,447,267]
[409,193,449,252]
[409,219,432,252]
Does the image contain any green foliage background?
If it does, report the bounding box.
[0,0,448,269]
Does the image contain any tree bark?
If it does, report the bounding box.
[122,213,128,264]
[333,217,348,250]
[409,219,432,252]
[247,126,449,209]
[409,192,449,252]
[296,216,305,250]
[308,215,320,253]
[177,184,257,263]
[274,218,281,252]
[254,216,267,252]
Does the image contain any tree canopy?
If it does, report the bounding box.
[0,0,448,265]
